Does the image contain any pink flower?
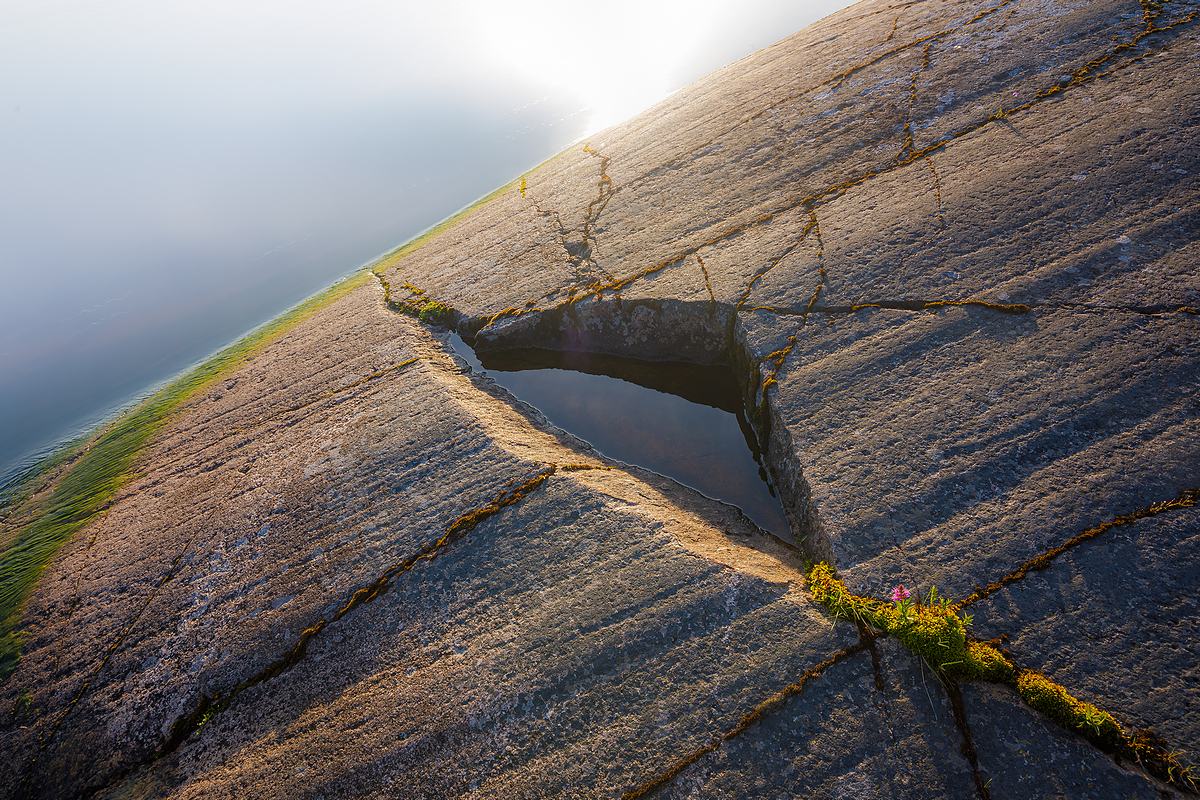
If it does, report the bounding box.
[891,585,911,603]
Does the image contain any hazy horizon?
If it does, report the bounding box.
[0,0,854,483]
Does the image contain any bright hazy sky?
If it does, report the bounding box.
[0,0,855,476]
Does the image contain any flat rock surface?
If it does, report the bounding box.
[2,0,1198,797]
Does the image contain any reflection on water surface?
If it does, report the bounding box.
[450,334,792,542]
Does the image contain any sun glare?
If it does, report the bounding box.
[465,0,723,135]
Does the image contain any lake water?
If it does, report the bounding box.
[450,334,792,541]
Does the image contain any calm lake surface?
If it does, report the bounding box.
[450,334,792,541]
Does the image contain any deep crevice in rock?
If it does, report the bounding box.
[449,333,790,540]
[462,296,834,563]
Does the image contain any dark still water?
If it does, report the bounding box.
[450,335,792,541]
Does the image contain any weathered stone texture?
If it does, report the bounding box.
[2,0,1197,796]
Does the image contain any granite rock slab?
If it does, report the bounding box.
[3,0,1198,796]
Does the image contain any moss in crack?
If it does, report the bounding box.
[806,560,1198,791]
[374,273,459,328]
[194,702,222,731]
[417,301,455,325]
[806,562,1011,681]
[618,642,869,800]
[157,464,559,758]
[757,335,798,397]
[1016,670,1123,748]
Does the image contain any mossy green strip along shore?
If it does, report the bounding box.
[0,271,372,682]
[0,169,524,684]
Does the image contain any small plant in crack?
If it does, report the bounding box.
[11,687,32,718]
[417,301,454,325]
[814,568,1199,787]
[891,584,915,623]
[196,703,221,729]
[1079,702,1110,737]
[1164,750,1197,789]
[810,564,1011,681]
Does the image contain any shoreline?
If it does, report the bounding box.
[0,268,374,681]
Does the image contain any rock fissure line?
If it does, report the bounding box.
[750,299,1032,316]
[757,334,799,397]
[581,143,615,251]
[521,176,615,298]
[524,190,577,275]
[696,255,717,306]
[736,209,821,314]
[610,0,1018,195]
[747,299,1200,319]
[558,22,1194,317]
[995,3,1017,30]
[422,6,1197,352]
[896,40,935,164]
[525,4,1192,343]
[925,156,947,231]
[684,1,1190,284]
[60,467,567,799]
[470,146,620,334]
[617,642,870,800]
[154,463,573,761]
[801,210,828,318]
[14,497,228,800]
[993,646,1198,790]
[808,564,1199,790]
[943,678,994,800]
[1051,302,1200,317]
[957,488,1199,609]
[828,0,1011,95]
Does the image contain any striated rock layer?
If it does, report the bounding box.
[2,0,1198,797]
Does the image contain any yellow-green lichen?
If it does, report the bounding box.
[806,561,1196,791]
[806,562,1012,681]
[417,301,454,325]
[1016,669,1124,749]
